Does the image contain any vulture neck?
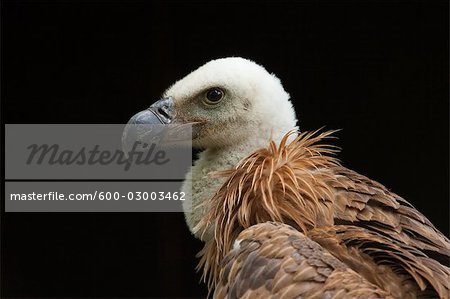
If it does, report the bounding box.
[185,132,293,241]
[206,136,274,164]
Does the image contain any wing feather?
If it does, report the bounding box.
[215,222,393,299]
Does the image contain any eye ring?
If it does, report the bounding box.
[204,88,224,105]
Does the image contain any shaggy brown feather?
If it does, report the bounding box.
[195,130,450,298]
[214,222,394,299]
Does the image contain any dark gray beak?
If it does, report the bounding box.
[122,97,174,154]
[126,97,174,125]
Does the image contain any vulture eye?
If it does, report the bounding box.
[204,88,224,105]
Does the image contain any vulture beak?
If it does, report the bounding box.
[126,97,174,126]
[122,97,175,154]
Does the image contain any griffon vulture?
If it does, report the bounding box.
[125,57,450,298]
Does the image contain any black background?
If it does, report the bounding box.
[2,0,448,298]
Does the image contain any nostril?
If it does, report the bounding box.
[148,97,173,124]
[158,106,170,119]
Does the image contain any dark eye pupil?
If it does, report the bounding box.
[206,88,223,102]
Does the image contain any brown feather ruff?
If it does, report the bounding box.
[194,130,450,298]
[195,130,340,290]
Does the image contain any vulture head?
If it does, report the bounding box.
[127,57,297,148]
[126,57,298,239]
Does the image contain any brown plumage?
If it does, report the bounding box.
[195,130,450,298]
[215,222,394,299]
